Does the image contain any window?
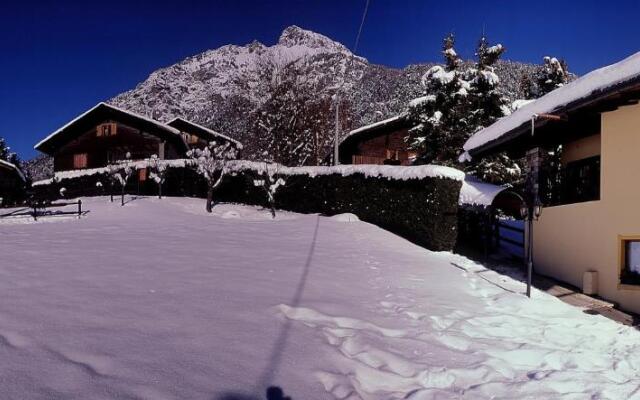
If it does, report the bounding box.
[544,155,600,206]
[97,123,117,137]
[73,153,88,169]
[563,156,600,203]
[183,133,199,144]
[620,236,640,286]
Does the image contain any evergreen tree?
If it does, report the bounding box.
[519,73,536,100]
[537,56,569,96]
[407,33,472,166]
[465,35,522,185]
[0,137,20,166]
[467,36,510,131]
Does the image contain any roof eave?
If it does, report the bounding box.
[468,75,640,158]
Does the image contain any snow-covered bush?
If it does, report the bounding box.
[109,157,134,206]
[147,154,168,199]
[188,141,240,212]
[253,163,287,218]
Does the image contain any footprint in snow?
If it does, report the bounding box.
[0,330,32,349]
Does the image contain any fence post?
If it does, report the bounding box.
[78,199,82,218]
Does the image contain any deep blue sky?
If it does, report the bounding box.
[3,0,640,159]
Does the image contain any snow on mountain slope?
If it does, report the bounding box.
[107,26,540,156]
[1,197,639,399]
[109,26,364,123]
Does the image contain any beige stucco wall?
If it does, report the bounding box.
[533,103,640,314]
[561,133,601,165]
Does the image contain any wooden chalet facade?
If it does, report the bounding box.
[35,103,188,172]
[0,159,26,205]
[339,116,416,165]
[34,103,242,176]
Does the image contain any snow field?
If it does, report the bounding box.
[0,197,639,399]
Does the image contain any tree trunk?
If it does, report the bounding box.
[206,186,213,213]
[121,186,125,206]
[158,183,162,200]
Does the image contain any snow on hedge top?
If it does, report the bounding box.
[32,159,465,186]
[232,160,464,181]
[31,159,192,186]
[458,176,507,206]
[0,159,25,181]
[464,51,640,154]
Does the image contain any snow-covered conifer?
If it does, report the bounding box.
[0,137,20,166]
[537,56,569,96]
[407,33,472,166]
[465,35,522,185]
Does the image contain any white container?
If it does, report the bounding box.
[583,271,598,295]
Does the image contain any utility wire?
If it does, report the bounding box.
[353,0,371,53]
[333,0,371,165]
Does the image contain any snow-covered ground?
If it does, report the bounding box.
[1,197,639,399]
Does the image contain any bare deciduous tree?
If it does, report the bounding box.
[253,163,287,219]
[148,154,168,199]
[188,141,240,213]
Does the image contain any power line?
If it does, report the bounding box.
[353,0,371,53]
[334,0,371,165]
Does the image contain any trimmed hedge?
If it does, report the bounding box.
[32,166,462,251]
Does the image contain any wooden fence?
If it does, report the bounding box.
[0,200,83,221]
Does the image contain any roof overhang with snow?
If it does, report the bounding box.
[464,52,640,159]
[166,118,242,148]
[34,103,189,156]
[0,159,26,182]
[338,115,410,163]
[339,115,408,149]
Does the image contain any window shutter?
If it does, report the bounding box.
[73,153,88,169]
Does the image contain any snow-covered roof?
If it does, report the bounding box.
[34,102,187,154]
[458,176,508,207]
[464,51,640,156]
[0,159,25,182]
[166,118,242,148]
[340,115,406,145]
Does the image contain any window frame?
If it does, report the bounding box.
[618,235,640,288]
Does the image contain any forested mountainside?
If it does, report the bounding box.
[26,26,550,177]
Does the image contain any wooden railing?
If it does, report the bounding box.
[0,200,83,221]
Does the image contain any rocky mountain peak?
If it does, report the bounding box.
[277,25,349,54]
